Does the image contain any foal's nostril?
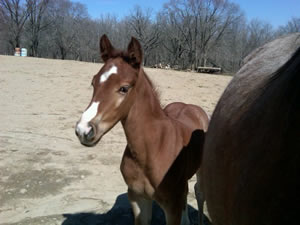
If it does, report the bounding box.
[85,125,95,141]
[87,127,94,140]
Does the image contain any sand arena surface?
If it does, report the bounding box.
[0,56,231,225]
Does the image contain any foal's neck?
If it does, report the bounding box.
[121,69,166,147]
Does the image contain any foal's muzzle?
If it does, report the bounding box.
[75,121,96,147]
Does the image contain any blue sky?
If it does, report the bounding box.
[75,0,299,28]
[231,0,299,27]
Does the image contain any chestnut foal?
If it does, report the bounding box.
[75,35,209,225]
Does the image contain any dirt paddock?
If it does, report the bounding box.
[0,56,231,225]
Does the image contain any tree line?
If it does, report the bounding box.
[0,0,299,73]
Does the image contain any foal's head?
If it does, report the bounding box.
[75,35,143,146]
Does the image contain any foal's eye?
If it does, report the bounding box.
[118,86,130,94]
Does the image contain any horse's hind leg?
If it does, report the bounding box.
[162,205,185,225]
[128,188,152,225]
[162,183,190,225]
[180,203,190,225]
[194,170,204,225]
[162,200,190,225]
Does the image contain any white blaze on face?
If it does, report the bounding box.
[100,65,118,83]
[76,102,100,135]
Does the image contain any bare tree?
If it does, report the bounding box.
[156,11,186,67]
[159,4,191,68]
[126,6,161,66]
[163,0,200,69]
[246,19,274,52]
[25,0,50,56]
[162,0,242,69]
[46,0,88,59]
[0,0,29,51]
[277,17,300,35]
[196,0,242,68]
[95,14,124,46]
[209,15,247,72]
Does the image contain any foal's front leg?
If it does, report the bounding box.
[128,188,152,225]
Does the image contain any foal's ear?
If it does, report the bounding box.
[100,34,114,62]
[127,37,143,68]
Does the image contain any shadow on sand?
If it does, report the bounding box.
[62,193,210,225]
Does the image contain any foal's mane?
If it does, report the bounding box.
[142,70,162,106]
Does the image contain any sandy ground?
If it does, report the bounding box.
[0,55,231,225]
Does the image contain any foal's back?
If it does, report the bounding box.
[164,102,209,179]
[164,102,209,133]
